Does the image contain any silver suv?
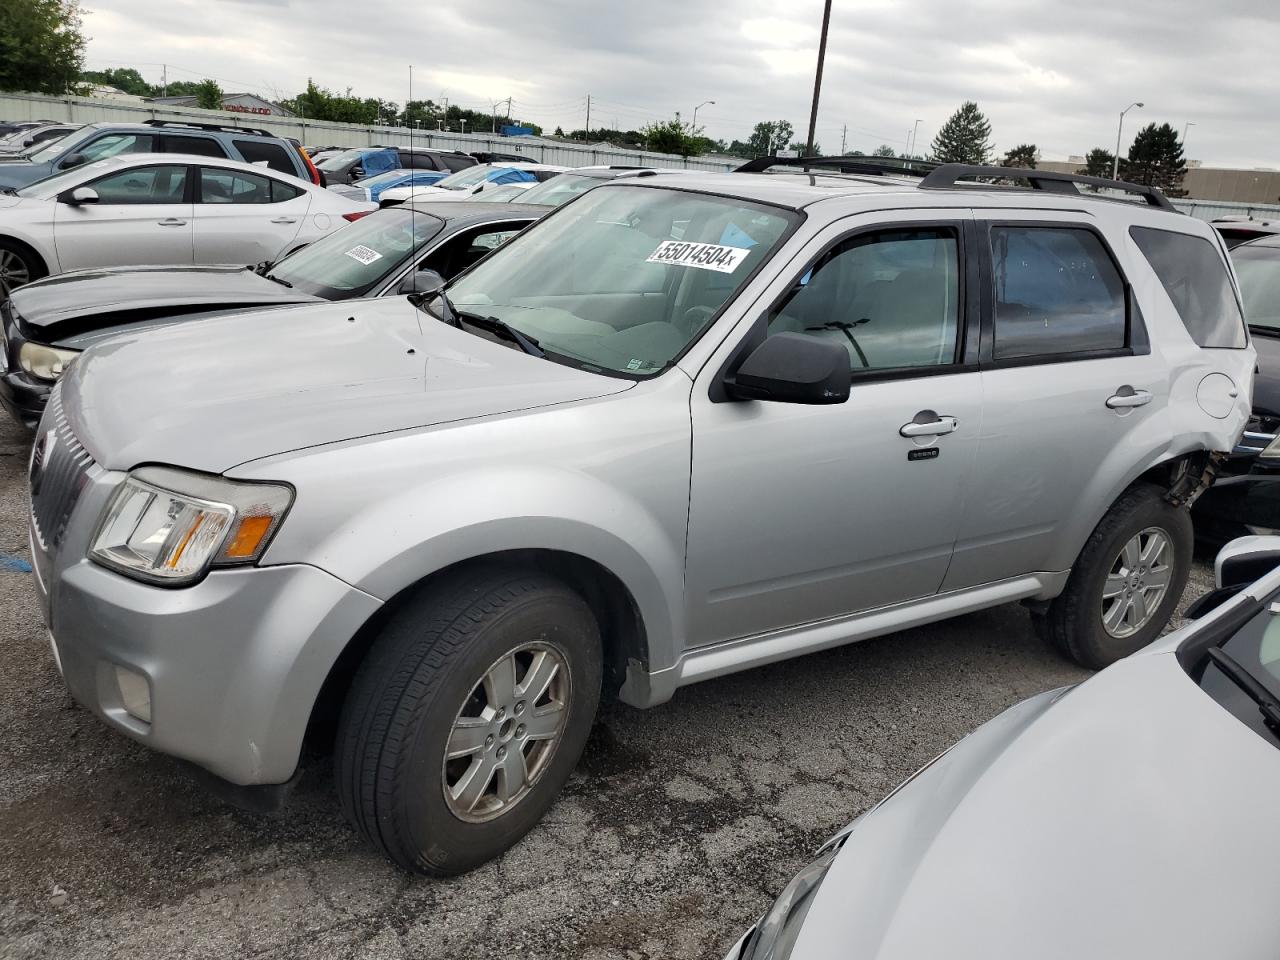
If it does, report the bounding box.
[29,160,1254,874]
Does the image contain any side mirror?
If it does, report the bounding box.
[726,332,850,404]
[61,186,99,205]
[397,267,445,296]
[61,153,87,169]
[1215,535,1280,588]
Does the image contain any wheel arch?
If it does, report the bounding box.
[0,233,50,288]
[302,547,651,752]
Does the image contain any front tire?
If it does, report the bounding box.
[335,566,602,875]
[0,239,46,296]
[1039,483,1192,669]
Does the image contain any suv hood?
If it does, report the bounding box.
[791,653,1280,960]
[60,296,633,473]
[10,265,320,340]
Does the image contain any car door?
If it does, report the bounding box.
[685,213,983,647]
[941,212,1166,590]
[191,166,310,264]
[52,162,194,270]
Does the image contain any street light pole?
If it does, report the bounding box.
[692,99,715,130]
[1113,101,1144,180]
[910,118,921,157]
[1182,121,1196,149]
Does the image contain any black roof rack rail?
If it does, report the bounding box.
[734,155,938,177]
[142,118,275,138]
[918,163,1177,212]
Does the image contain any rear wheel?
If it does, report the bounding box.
[0,239,45,296]
[335,566,602,875]
[1039,483,1192,669]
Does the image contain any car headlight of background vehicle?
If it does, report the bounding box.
[19,342,80,381]
[91,466,292,585]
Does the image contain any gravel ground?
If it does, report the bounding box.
[0,413,1216,960]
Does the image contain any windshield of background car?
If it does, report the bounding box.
[316,149,367,172]
[272,208,445,297]
[435,166,507,190]
[26,126,92,163]
[15,157,131,198]
[1193,593,1280,749]
[19,131,72,157]
[358,170,412,189]
[517,173,603,207]
[443,184,796,377]
[1231,242,1280,331]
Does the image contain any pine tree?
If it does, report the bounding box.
[930,101,992,164]
[1125,123,1187,196]
[1078,148,1115,178]
[1002,144,1037,169]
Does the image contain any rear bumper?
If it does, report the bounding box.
[37,551,382,785]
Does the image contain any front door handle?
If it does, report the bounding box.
[900,412,959,438]
[1106,387,1153,410]
[157,218,186,227]
[270,217,297,224]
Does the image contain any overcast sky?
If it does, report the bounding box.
[79,0,1280,169]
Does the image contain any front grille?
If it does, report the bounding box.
[30,387,99,551]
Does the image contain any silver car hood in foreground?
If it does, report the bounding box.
[793,650,1280,960]
[60,296,634,474]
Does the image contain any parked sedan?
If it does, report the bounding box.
[1195,233,1280,539]
[0,202,541,425]
[329,168,448,204]
[516,165,677,208]
[724,536,1280,960]
[0,153,375,295]
[0,123,80,156]
[379,162,565,206]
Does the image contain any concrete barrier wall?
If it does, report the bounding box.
[0,91,741,171]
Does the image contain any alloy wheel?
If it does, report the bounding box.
[442,641,571,823]
[1101,526,1173,639]
[0,248,31,295]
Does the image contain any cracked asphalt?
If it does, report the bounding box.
[0,413,1215,960]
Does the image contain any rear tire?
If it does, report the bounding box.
[0,238,46,296]
[1041,483,1192,669]
[335,566,602,875]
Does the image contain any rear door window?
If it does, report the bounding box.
[161,135,227,158]
[1130,226,1247,348]
[231,139,296,176]
[199,168,274,204]
[990,225,1127,360]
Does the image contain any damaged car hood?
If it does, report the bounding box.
[60,296,634,474]
[789,652,1280,960]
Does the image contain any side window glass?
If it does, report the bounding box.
[769,227,962,371]
[270,179,304,202]
[1130,226,1247,348]
[231,139,294,175]
[162,135,226,158]
[422,226,523,278]
[990,226,1126,360]
[77,133,155,163]
[442,154,475,173]
[199,168,273,204]
[89,165,187,204]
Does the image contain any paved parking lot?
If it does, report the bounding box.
[0,413,1213,960]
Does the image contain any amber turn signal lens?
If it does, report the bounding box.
[225,515,274,559]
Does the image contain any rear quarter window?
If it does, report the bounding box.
[1130,226,1247,348]
[232,139,297,176]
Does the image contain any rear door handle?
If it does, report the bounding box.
[157,218,186,227]
[270,217,298,224]
[900,413,959,438]
[1106,388,1153,410]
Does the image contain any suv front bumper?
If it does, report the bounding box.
[35,548,382,785]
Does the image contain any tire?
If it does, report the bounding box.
[1040,483,1192,669]
[335,566,603,875]
[0,238,46,296]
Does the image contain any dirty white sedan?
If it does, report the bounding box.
[0,153,374,292]
[727,537,1280,960]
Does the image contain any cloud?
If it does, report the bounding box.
[77,0,1280,167]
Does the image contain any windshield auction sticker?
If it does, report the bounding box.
[344,244,383,265]
[646,241,749,273]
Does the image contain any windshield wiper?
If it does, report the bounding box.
[1248,323,1280,339]
[264,273,293,288]
[1205,647,1280,735]
[0,186,17,196]
[457,311,545,357]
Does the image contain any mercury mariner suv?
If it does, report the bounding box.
[29,158,1255,875]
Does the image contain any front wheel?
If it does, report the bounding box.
[1038,483,1192,669]
[335,567,602,875]
[0,239,45,296]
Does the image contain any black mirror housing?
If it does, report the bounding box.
[61,153,86,169]
[727,333,850,404]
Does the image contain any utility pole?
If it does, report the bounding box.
[585,94,591,140]
[840,124,846,154]
[161,64,167,97]
[804,0,833,156]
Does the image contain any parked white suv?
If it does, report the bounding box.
[30,159,1253,875]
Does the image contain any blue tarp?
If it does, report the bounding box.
[360,148,399,177]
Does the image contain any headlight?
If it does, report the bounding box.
[19,342,80,381]
[740,841,843,960]
[91,466,292,585]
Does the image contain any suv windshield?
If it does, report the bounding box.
[442,184,796,377]
[270,207,444,298]
[1231,241,1280,332]
[518,173,605,208]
